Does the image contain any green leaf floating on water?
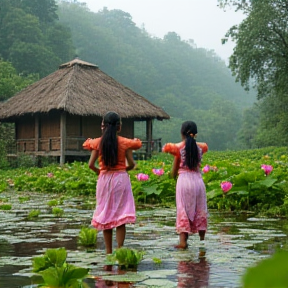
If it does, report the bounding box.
[101,271,148,283]
[152,257,162,264]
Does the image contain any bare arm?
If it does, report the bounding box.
[125,149,136,171]
[171,156,180,179]
[88,149,100,175]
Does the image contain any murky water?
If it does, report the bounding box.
[0,192,287,288]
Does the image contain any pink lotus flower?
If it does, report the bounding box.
[47,173,54,178]
[261,164,273,176]
[137,173,149,181]
[202,165,210,173]
[152,168,164,176]
[221,181,233,193]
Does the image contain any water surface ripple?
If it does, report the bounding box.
[0,192,287,288]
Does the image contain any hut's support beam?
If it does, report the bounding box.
[34,115,39,152]
[146,119,152,158]
[60,112,67,165]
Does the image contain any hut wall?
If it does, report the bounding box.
[39,112,60,151]
[67,114,81,136]
[82,116,101,139]
[66,114,82,150]
[81,117,134,139]
[16,115,35,152]
[120,118,134,138]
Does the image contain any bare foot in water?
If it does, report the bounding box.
[174,244,188,249]
[174,232,188,249]
[104,265,113,271]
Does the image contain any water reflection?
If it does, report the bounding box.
[95,280,132,288]
[177,250,210,288]
[1,192,287,288]
[94,266,133,288]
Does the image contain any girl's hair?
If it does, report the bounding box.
[181,121,200,170]
[99,111,121,167]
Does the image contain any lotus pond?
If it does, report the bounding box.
[1,191,288,288]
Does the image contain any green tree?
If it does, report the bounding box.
[9,41,60,77]
[58,2,253,149]
[0,59,36,167]
[0,0,75,77]
[20,0,58,23]
[220,0,288,100]
[44,23,75,63]
[194,98,242,150]
[0,59,36,101]
[254,94,288,147]
[219,0,288,146]
[237,104,260,149]
[0,8,43,59]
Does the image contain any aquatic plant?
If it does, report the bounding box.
[261,164,273,176]
[1,146,288,216]
[106,247,144,269]
[0,180,8,192]
[202,164,210,173]
[221,181,233,193]
[19,196,30,203]
[32,247,89,288]
[0,197,8,202]
[152,257,162,264]
[0,204,12,210]
[27,209,40,220]
[152,168,164,176]
[47,199,58,207]
[77,227,97,247]
[136,173,149,181]
[52,207,64,217]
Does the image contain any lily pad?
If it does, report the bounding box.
[100,271,148,282]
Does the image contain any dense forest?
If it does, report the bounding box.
[0,0,258,150]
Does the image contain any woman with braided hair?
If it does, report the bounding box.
[162,121,208,249]
[83,111,142,254]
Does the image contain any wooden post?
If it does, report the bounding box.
[146,119,152,158]
[60,112,66,165]
[35,115,39,152]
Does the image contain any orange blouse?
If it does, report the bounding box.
[83,136,142,171]
[162,141,208,157]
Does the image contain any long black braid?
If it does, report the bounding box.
[99,111,121,167]
[181,121,200,170]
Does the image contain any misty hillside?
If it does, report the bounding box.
[58,1,255,149]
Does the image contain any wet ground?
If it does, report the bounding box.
[0,191,287,288]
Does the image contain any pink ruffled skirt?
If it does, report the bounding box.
[176,171,207,234]
[91,171,136,230]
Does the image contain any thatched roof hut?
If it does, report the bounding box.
[0,58,170,164]
[0,58,169,120]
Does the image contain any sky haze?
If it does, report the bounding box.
[79,0,245,63]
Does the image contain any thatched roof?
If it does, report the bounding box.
[0,58,170,121]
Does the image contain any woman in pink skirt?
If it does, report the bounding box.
[162,121,208,249]
[83,111,142,254]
